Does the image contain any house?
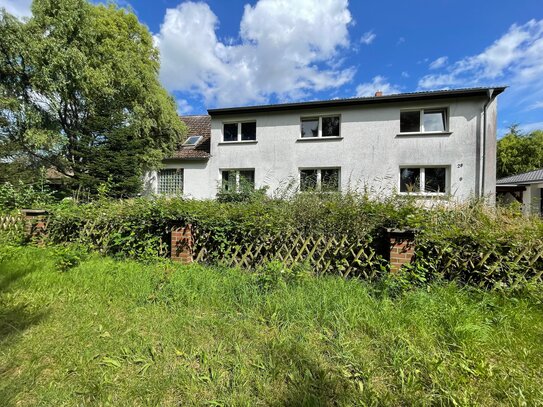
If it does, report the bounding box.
[146,86,505,201]
[496,168,543,216]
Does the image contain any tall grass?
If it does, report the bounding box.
[1,246,542,406]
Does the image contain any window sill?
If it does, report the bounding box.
[218,140,258,145]
[296,137,343,142]
[399,192,449,198]
[396,131,452,137]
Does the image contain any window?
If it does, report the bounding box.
[221,169,255,192]
[300,168,340,191]
[399,167,447,194]
[183,135,203,146]
[222,122,257,142]
[158,169,183,195]
[400,109,448,133]
[300,115,341,138]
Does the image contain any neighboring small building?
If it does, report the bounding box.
[146,86,505,201]
[496,168,543,216]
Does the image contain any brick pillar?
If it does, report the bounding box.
[21,209,48,240]
[171,224,193,263]
[387,228,416,272]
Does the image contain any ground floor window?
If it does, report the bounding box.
[221,169,255,192]
[399,167,447,194]
[300,168,340,192]
[158,168,184,195]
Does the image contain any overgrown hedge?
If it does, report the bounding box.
[39,193,543,288]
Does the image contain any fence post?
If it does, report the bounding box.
[386,228,416,272]
[171,224,193,263]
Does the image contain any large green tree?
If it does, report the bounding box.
[0,0,185,196]
[497,125,543,179]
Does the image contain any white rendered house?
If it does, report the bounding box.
[145,87,505,201]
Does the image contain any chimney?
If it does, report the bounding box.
[374,90,383,97]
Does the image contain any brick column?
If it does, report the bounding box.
[171,224,193,263]
[21,209,48,240]
[387,228,416,272]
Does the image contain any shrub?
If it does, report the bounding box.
[254,260,312,292]
[0,181,55,213]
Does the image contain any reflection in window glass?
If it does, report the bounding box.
[423,110,446,132]
[400,168,420,192]
[223,123,238,142]
[221,170,235,192]
[239,170,255,191]
[241,122,256,141]
[400,111,420,133]
[425,167,446,192]
[301,118,319,138]
[322,116,340,137]
[321,169,339,191]
[300,170,318,190]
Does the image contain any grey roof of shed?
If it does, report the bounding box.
[207,86,506,116]
[496,168,543,185]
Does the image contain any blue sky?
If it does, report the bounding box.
[3,0,543,136]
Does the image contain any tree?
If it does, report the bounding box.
[0,0,185,196]
[497,125,543,178]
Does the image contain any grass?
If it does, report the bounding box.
[0,246,542,406]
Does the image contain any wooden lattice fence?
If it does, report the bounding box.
[0,214,24,233]
[191,228,387,278]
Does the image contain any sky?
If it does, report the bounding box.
[2,0,543,136]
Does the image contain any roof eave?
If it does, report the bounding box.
[208,87,507,116]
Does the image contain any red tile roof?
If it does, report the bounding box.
[168,115,211,160]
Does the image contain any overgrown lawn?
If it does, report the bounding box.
[1,247,542,406]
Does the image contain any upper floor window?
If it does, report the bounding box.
[221,169,255,192]
[300,168,340,191]
[300,115,341,138]
[399,167,447,194]
[223,122,257,142]
[400,108,448,133]
[158,169,183,195]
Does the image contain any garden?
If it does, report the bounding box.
[1,185,543,405]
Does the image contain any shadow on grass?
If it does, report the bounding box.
[268,340,354,406]
[0,260,50,407]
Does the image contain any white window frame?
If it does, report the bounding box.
[220,169,255,192]
[299,167,341,192]
[398,166,449,196]
[222,121,257,142]
[399,108,449,134]
[300,115,341,138]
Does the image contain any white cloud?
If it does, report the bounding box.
[429,56,448,70]
[155,0,355,107]
[528,101,543,110]
[356,75,401,97]
[397,37,405,45]
[419,19,543,90]
[360,30,376,45]
[0,0,32,18]
[176,98,193,115]
[401,71,409,78]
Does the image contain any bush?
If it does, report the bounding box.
[40,193,543,289]
[0,181,55,213]
[254,260,312,292]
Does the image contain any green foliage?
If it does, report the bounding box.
[497,125,543,178]
[254,260,312,292]
[0,0,185,196]
[0,181,54,213]
[41,193,543,288]
[51,243,89,272]
[1,247,542,405]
